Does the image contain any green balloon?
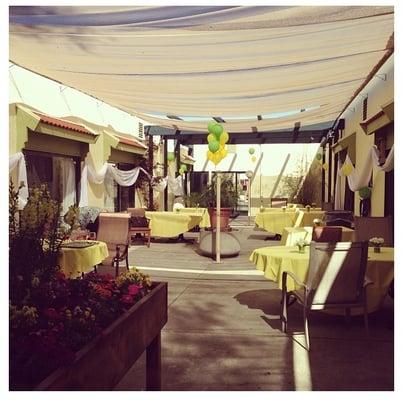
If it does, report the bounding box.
[248,148,255,155]
[359,186,372,200]
[211,124,223,138]
[180,164,187,172]
[167,152,175,162]
[316,153,323,160]
[208,121,217,134]
[208,140,220,153]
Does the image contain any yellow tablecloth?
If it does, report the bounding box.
[255,211,297,234]
[58,241,109,277]
[250,245,394,314]
[177,207,211,228]
[280,226,355,246]
[145,211,202,237]
[293,210,326,227]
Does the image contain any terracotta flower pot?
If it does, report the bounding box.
[208,208,232,231]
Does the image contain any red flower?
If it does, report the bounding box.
[43,308,60,320]
[120,294,134,304]
[127,284,142,296]
[55,271,66,282]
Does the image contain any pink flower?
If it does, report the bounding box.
[128,284,142,296]
[120,294,134,304]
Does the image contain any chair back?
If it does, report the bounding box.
[127,208,146,218]
[97,213,130,264]
[354,216,393,246]
[312,226,342,243]
[324,210,354,228]
[270,197,288,208]
[306,241,369,308]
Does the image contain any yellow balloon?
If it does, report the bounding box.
[251,155,256,162]
[218,145,228,159]
[207,133,216,143]
[207,150,214,161]
[220,131,229,145]
[212,152,221,165]
[322,162,329,171]
[341,163,353,176]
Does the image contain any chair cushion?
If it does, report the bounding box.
[130,216,149,228]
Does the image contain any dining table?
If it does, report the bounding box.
[250,245,394,314]
[177,207,211,228]
[254,210,298,235]
[280,226,355,246]
[145,211,203,238]
[58,240,109,277]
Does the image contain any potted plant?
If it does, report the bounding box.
[369,237,384,253]
[198,176,239,230]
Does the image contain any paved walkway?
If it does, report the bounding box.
[102,219,393,391]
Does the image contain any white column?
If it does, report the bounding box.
[215,172,221,263]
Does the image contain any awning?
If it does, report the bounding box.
[9,6,394,133]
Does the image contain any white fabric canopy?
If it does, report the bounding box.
[9,152,29,209]
[9,6,393,132]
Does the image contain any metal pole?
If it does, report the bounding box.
[215,171,221,263]
[248,178,251,225]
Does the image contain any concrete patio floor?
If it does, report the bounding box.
[100,217,394,391]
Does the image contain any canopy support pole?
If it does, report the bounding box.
[215,171,221,263]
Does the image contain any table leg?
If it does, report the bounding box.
[146,332,161,391]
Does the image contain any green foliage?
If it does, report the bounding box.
[9,182,66,305]
[197,175,239,209]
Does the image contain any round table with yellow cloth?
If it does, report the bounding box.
[250,245,394,314]
[177,207,211,228]
[58,241,109,277]
[145,211,203,237]
[293,210,326,227]
[255,211,297,234]
[280,226,355,246]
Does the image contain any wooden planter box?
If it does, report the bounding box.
[34,282,168,391]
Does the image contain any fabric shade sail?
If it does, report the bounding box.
[9,6,394,133]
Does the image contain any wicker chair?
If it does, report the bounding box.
[97,212,130,277]
[354,215,393,246]
[127,208,151,247]
[312,226,342,242]
[280,241,371,350]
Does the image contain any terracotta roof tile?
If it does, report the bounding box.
[35,113,97,136]
[115,134,147,149]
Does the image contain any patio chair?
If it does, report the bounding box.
[280,241,371,350]
[97,212,131,277]
[312,226,342,242]
[354,215,393,246]
[324,211,354,229]
[270,197,288,208]
[127,208,151,247]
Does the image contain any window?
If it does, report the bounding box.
[363,97,368,120]
[24,150,80,214]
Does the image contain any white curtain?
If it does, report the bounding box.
[9,152,29,209]
[342,144,394,193]
[79,160,150,207]
[59,158,76,215]
[334,159,343,210]
[152,176,168,193]
[168,175,184,196]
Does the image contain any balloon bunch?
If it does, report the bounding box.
[248,147,256,163]
[206,121,229,165]
[167,152,175,163]
[359,186,371,200]
[178,163,187,175]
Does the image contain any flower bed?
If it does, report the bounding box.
[10,269,153,389]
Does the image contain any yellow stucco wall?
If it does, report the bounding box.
[331,55,394,216]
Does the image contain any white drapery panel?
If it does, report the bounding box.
[57,158,76,215]
[79,161,149,206]
[334,159,343,211]
[9,152,29,209]
[342,145,394,192]
[168,176,184,196]
[9,6,393,132]
[152,177,168,193]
